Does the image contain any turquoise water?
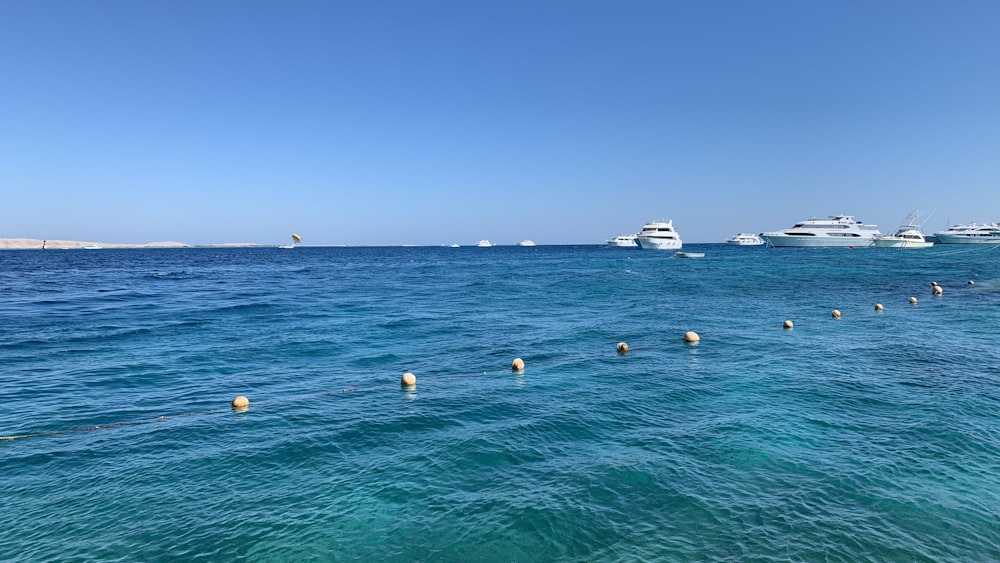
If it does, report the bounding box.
[2,245,999,561]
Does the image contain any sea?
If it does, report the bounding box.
[2,244,999,562]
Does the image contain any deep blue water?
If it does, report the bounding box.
[2,244,999,562]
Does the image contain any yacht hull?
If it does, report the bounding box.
[933,235,1000,244]
[873,239,933,249]
[761,235,874,248]
[635,237,682,250]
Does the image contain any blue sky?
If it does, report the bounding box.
[2,0,998,245]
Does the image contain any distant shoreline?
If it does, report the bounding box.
[0,238,265,250]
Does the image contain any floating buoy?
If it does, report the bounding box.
[930,281,938,287]
[683,331,700,343]
[909,297,918,304]
[874,303,883,312]
[932,285,943,295]
[231,395,250,410]
[781,320,792,329]
[511,358,525,371]
[400,372,416,386]
[616,342,629,354]
[968,280,975,285]
[832,309,841,319]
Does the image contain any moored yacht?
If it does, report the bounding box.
[606,234,638,248]
[931,222,1000,244]
[873,212,933,249]
[760,215,880,247]
[517,240,536,247]
[476,240,493,248]
[635,219,683,250]
[726,233,765,246]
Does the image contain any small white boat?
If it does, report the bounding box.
[80,245,103,250]
[449,244,460,248]
[606,234,638,248]
[517,240,536,247]
[675,251,704,258]
[476,240,493,248]
[278,244,295,249]
[727,233,765,246]
[873,212,933,249]
[635,219,683,250]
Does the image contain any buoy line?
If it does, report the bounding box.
[0,293,969,443]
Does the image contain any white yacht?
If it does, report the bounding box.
[931,222,1000,244]
[726,233,765,246]
[873,212,933,249]
[635,220,683,250]
[760,215,880,247]
[517,240,536,247]
[476,240,493,248]
[606,234,638,248]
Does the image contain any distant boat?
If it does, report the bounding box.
[606,234,638,248]
[675,251,704,258]
[449,244,461,248]
[635,219,683,250]
[873,211,933,249]
[476,240,493,248]
[932,221,1000,244]
[517,240,536,247]
[761,215,880,247]
[80,245,102,250]
[727,233,765,246]
[279,233,301,249]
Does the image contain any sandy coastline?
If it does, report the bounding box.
[0,238,262,250]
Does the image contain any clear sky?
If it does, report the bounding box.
[2,0,998,245]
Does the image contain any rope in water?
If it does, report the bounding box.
[0,284,980,444]
[0,339,712,443]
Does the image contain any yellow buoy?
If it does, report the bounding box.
[909,297,918,304]
[683,331,700,343]
[616,342,629,354]
[401,372,416,386]
[511,358,525,371]
[783,320,793,329]
[832,309,841,319]
[231,395,250,410]
[875,303,883,312]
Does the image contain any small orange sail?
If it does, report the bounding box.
[291,233,302,244]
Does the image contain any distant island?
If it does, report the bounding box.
[0,238,265,250]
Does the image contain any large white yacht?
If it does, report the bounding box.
[873,212,933,249]
[476,240,493,248]
[606,234,638,248]
[635,220,683,250]
[931,222,1000,244]
[726,233,765,246]
[760,215,880,247]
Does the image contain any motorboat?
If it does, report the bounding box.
[606,234,638,248]
[726,233,765,246]
[635,220,683,250]
[931,222,1000,244]
[675,251,704,258]
[80,245,103,250]
[517,240,536,247]
[476,240,493,248]
[873,212,933,249]
[760,215,880,247]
